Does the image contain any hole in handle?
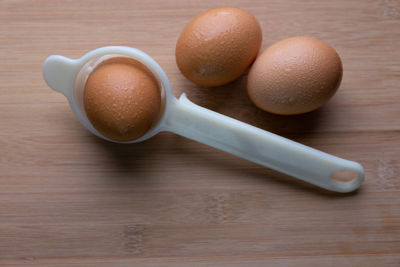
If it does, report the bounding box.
[331,170,359,182]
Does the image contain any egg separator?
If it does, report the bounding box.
[43,46,364,193]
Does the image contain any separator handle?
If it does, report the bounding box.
[163,94,364,193]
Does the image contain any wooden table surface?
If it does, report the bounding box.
[1,0,400,266]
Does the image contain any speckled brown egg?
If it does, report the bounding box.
[84,57,161,142]
[176,6,262,87]
[247,36,343,115]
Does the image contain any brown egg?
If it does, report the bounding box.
[84,57,161,141]
[247,36,343,115]
[176,6,262,87]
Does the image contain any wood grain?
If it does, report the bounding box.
[1,0,400,266]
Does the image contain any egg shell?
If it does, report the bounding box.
[247,36,343,115]
[176,6,262,87]
[84,57,161,141]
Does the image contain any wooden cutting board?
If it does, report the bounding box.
[1,0,399,266]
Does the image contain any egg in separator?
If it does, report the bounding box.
[43,46,364,193]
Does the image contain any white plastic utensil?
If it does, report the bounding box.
[43,46,364,193]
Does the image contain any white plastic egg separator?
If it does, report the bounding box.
[43,46,364,193]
